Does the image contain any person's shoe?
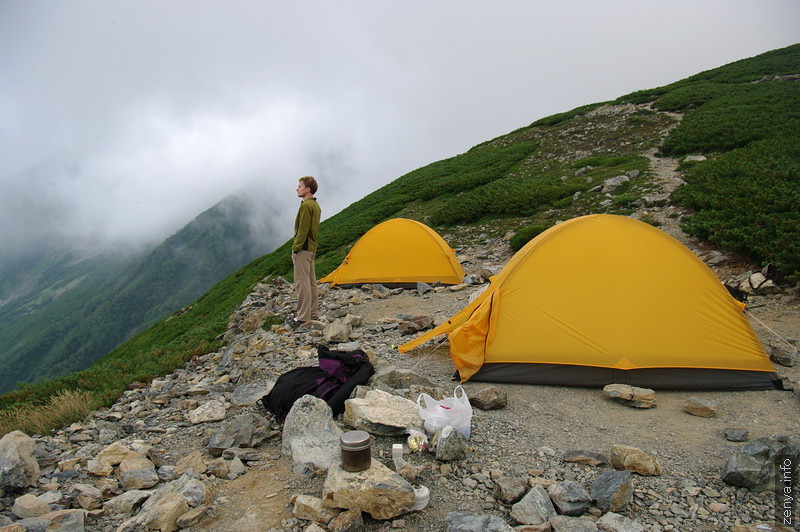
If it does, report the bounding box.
[285,316,302,329]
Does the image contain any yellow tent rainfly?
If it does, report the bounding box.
[319,218,465,288]
[399,214,780,390]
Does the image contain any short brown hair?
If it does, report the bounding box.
[299,176,318,194]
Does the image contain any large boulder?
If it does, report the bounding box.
[322,458,415,520]
[282,395,342,473]
[0,430,41,491]
[343,389,424,436]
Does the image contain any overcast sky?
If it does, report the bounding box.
[1,1,798,253]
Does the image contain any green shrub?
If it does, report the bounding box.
[672,135,800,280]
[509,223,554,251]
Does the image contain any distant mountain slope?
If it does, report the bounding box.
[1,43,797,410]
[0,191,286,394]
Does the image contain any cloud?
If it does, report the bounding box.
[1,0,798,253]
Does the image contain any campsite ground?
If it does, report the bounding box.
[195,256,799,532]
[196,148,800,530]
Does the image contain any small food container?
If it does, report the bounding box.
[340,430,372,472]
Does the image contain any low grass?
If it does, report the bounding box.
[0,389,100,437]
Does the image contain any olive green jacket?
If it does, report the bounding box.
[292,197,321,252]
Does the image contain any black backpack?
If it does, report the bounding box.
[260,345,374,420]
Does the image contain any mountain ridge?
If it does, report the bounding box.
[0,190,287,394]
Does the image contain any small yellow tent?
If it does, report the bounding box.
[400,214,779,390]
[319,218,465,288]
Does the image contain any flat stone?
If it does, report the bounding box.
[724,428,750,442]
[683,397,716,417]
[469,387,508,410]
[343,389,424,436]
[563,450,608,467]
[12,493,50,519]
[322,457,414,520]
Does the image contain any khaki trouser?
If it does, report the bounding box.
[292,250,318,321]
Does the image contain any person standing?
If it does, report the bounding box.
[290,176,321,327]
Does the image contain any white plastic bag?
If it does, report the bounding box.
[417,385,472,439]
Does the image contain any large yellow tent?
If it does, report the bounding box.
[400,214,779,390]
[319,218,465,288]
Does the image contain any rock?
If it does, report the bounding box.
[97,441,131,465]
[683,155,707,162]
[343,389,424,436]
[596,511,645,532]
[448,284,468,292]
[683,397,717,417]
[322,457,415,520]
[600,175,630,193]
[416,282,433,296]
[118,451,160,490]
[469,387,507,410]
[740,272,781,295]
[602,384,655,408]
[292,494,340,524]
[324,319,353,343]
[187,399,228,424]
[708,502,729,513]
[71,483,104,510]
[222,447,262,462]
[327,507,364,532]
[142,492,191,532]
[179,478,212,507]
[444,511,513,531]
[174,450,209,476]
[549,515,598,531]
[86,458,114,476]
[12,509,86,531]
[510,486,557,525]
[590,470,633,512]
[176,504,209,528]
[721,436,795,488]
[206,412,272,455]
[231,382,274,406]
[398,315,435,335]
[562,450,608,467]
[372,368,436,390]
[547,480,592,516]
[104,490,153,515]
[343,314,363,328]
[12,493,50,518]
[493,476,528,504]
[610,445,662,476]
[431,426,468,461]
[724,428,750,442]
[0,430,41,491]
[769,346,795,367]
[282,395,342,472]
